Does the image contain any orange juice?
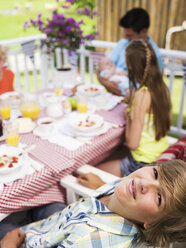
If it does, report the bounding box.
[54,88,63,96]
[0,105,11,120]
[77,103,88,113]
[5,131,19,146]
[20,102,41,120]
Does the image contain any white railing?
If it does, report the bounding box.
[0,35,185,137]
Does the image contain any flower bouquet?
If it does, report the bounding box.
[24,0,98,84]
[24,0,98,54]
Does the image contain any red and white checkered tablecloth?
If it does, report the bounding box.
[0,103,126,214]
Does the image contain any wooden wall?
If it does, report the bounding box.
[96,0,186,50]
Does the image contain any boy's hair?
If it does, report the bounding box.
[119,8,150,33]
[137,160,186,247]
[125,39,171,140]
[0,45,7,63]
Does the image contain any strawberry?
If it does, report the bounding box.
[12,156,18,161]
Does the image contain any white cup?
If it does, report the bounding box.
[37,117,54,134]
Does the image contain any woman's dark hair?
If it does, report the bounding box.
[119,8,150,33]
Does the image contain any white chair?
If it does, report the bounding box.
[60,164,119,204]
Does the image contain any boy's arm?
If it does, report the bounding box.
[78,173,105,189]
[0,228,25,248]
[96,68,122,96]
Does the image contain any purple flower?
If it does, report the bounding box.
[38,20,43,25]
[62,40,68,45]
[65,26,72,32]
[52,15,58,21]
[67,17,75,24]
[78,20,84,25]
[23,21,29,29]
[76,9,84,14]
[30,19,37,25]
[84,7,91,16]
[38,13,42,19]
[62,5,69,8]
[66,0,75,3]
[93,10,98,15]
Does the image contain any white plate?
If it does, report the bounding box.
[12,118,36,134]
[77,84,105,97]
[0,92,22,109]
[0,146,25,175]
[68,113,104,133]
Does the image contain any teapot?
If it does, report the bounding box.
[46,96,63,118]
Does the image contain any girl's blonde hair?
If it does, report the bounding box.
[137,160,186,247]
[125,39,172,140]
[0,45,7,64]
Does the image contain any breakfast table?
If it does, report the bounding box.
[0,86,126,219]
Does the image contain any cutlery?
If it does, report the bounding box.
[74,136,92,145]
[18,144,36,156]
[105,121,119,128]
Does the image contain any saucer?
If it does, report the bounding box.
[33,126,57,139]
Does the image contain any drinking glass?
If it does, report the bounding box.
[54,87,64,97]
[77,96,88,113]
[5,124,19,146]
[0,103,11,120]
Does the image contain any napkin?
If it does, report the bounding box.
[85,93,124,111]
[48,133,84,150]
[103,95,124,110]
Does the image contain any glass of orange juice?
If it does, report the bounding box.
[77,97,88,113]
[0,103,11,120]
[5,124,19,146]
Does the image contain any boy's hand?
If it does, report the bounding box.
[0,228,25,248]
[78,173,105,189]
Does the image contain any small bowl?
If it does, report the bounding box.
[68,113,104,133]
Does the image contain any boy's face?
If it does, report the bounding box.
[124,28,147,41]
[113,166,170,226]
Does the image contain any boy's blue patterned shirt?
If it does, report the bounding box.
[21,180,139,248]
